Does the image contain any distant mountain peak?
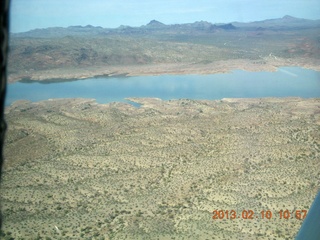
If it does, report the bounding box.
[194,20,211,24]
[193,21,212,26]
[219,23,236,30]
[189,21,213,30]
[282,15,296,20]
[210,23,236,31]
[68,25,102,29]
[146,20,165,27]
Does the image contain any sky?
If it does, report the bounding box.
[10,0,320,33]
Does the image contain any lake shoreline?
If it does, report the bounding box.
[8,57,320,83]
[6,66,320,106]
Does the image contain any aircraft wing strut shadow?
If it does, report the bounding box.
[295,191,320,240]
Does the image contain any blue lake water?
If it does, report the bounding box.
[6,67,320,106]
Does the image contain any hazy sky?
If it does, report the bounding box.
[10,0,320,33]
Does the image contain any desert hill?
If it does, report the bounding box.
[7,16,320,82]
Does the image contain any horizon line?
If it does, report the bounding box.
[10,14,320,34]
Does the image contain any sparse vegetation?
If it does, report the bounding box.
[2,97,319,239]
[7,17,320,82]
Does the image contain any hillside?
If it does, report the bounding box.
[8,16,320,82]
[2,97,319,239]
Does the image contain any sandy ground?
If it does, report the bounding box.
[1,97,319,239]
[7,57,320,83]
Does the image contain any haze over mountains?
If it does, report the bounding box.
[8,15,320,82]
[11,15,320,38]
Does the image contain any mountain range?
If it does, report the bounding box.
[8,15,320,82]
[11,15,320,38]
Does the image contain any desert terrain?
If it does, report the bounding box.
[1,97,319,239]
[8,16,320,83]
[1,15,319,239]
